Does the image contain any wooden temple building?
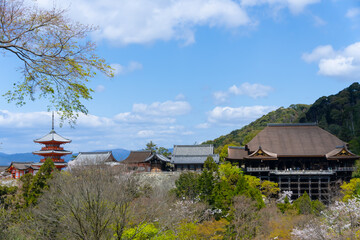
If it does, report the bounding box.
[121,150,171,172]
[226,123,359,202]
[6,162,40,179]
[171,145,219,171]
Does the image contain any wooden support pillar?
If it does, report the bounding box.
[309,178,311,198]
[298,176,301,197]
[288,177,291,191]
[318,178,321,200]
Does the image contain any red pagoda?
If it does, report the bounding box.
[32,112,71,170]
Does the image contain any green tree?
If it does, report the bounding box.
[157,147,171,157]
[293,192,312,215]
[352,159,360,178]
[26,158,55,206]
[1,0,113,123]
[145,141,157,152]
[198,156,218,204]
[174,172,200,200]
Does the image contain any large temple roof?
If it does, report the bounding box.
[247,123,346,156]
[122,151,152,164]
[171,144,219,164]
[173,144,214,156]
[69,151,117,166]
[34,130,71,143]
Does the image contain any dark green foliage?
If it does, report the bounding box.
[0,185,17,209]
[174,171,200,200]
[292,192,325,215]
[299,82,360,154]
[199,157,218,203]
[311,200,326,216]
[277,196,293,213]
[352,159,360,178]
[26,158,55,206]
[293,192,312,215]
[235,175,265,210]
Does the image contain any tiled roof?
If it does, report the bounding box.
[173,144,214,156]
[247,124,347,156]
[34,130,71,143]
[171,154,219,164]
[144,153,170,162]
[227,146,248,160]
[121,151,152,164]
[171,144,219,164]
[33,150,72,155]
[68,151,117,167]
[8,162,34,170]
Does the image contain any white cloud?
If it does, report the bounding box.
[132,101,191,116]
[0,110,50,128]
[0,108,192,154]
[302,45,335,63]
[175,94,186,100]
[303,42,360,79]
[196,122,211,129]
[313,15,326,27]
[137,130,155,138]
[240,0,320,14]
[111,61,143,75]
[36,0,251,45]
[214,82,273,103]
[346,8,360,19]
[213,91,229,103]
[208,105,277,125]
[95,85,106,92]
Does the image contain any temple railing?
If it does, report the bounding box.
[333,167,354,171]
[270,170,335,175]
[246,167,270,172]
[246,167,355,173]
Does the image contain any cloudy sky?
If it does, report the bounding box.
[0,0,359,154]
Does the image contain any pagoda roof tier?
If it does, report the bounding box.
[34,130,71,144]
[33,150,72,156]
[32,162,67,167]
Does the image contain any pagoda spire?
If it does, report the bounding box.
[52,111,54,131]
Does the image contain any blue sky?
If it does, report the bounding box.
[1,0,360,154]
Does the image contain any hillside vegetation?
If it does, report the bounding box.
[205,82,360,154]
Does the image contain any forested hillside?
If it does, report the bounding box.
[205,82,360,154]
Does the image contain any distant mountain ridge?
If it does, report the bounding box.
[205,82,360,155]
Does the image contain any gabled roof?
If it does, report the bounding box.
[246,146,278,160]
[34,130,71,143]
[7,162,34,170]
[144,153,171,163]
[326,146,359,160]
[247,124,347,157]
[121,151,152,164]
[68,151,117,167]
[173,144,214,156]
